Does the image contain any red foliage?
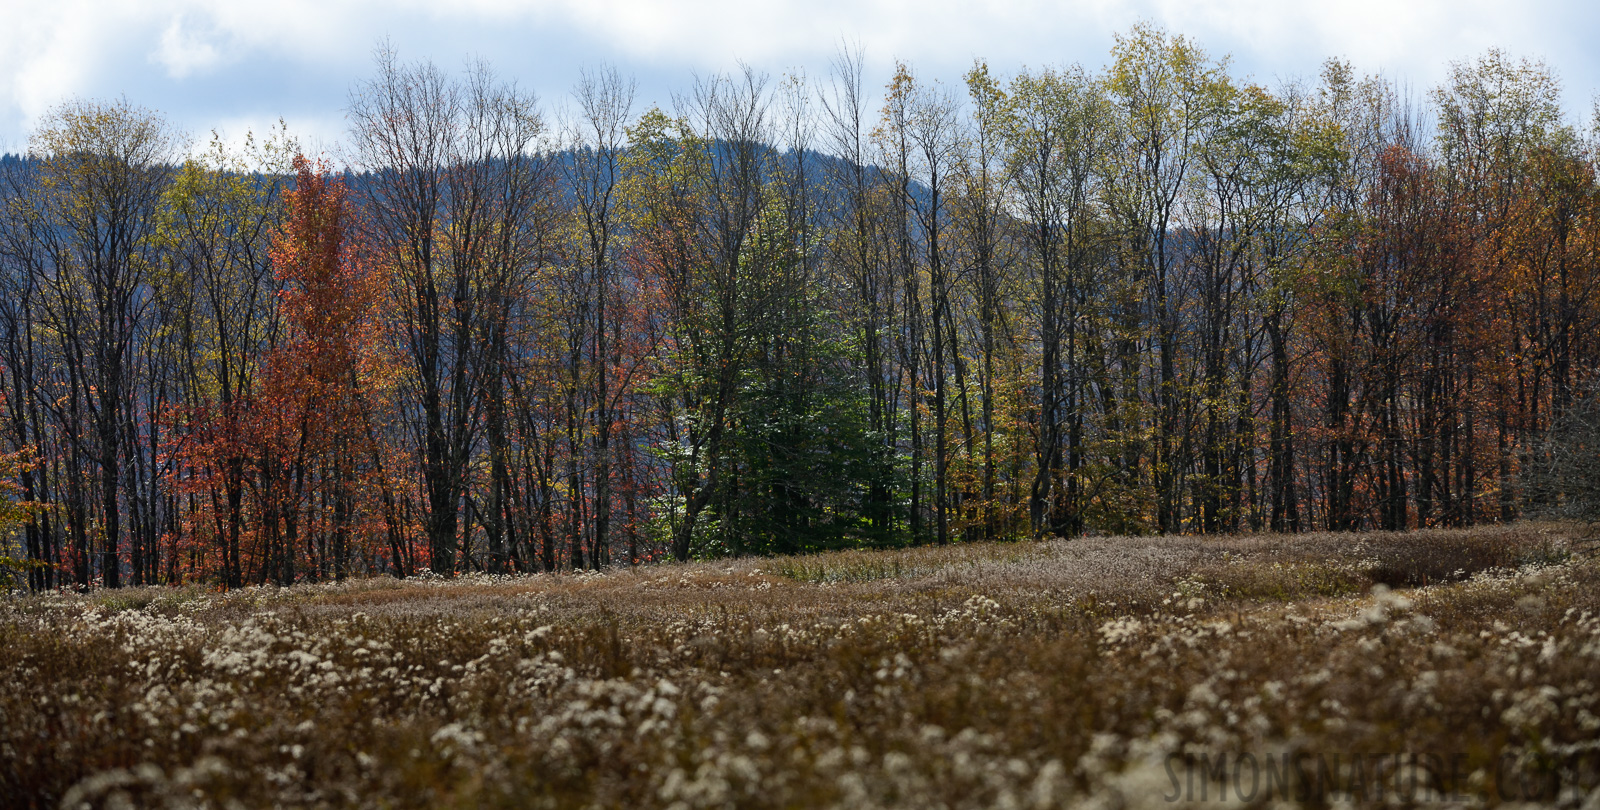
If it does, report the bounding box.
[169,156,409,585]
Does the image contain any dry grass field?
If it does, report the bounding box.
[4,524,1599,808]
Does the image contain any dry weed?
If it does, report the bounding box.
[3,523,1596,808]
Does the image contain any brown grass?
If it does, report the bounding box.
[3,523,1597,808]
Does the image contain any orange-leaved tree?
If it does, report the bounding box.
[254,155,393,583]
[174,155,398,586]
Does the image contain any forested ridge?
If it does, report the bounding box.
[2,27,1598,589]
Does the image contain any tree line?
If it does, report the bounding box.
[2,27,1597,589]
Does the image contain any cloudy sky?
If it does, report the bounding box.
[2,0,1596,156]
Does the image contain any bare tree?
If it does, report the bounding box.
[566,66,635,569]
[1527,375,1600,535]
[349,48,549,574]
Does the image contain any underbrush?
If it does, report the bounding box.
[3,524,1597,808]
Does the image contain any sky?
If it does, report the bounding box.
[1,0,1596,158]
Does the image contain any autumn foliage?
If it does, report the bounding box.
[171,157,401,586]
[2,34,1600,589]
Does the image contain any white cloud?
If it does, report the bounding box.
[0,0,1594,152]
[2,1,117,136]
[154,15,222,79]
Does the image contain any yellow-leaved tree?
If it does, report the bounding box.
[0,446,42,590]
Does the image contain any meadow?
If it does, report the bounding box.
[3,524,1598,808]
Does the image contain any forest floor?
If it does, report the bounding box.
[4,524,1600,809]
